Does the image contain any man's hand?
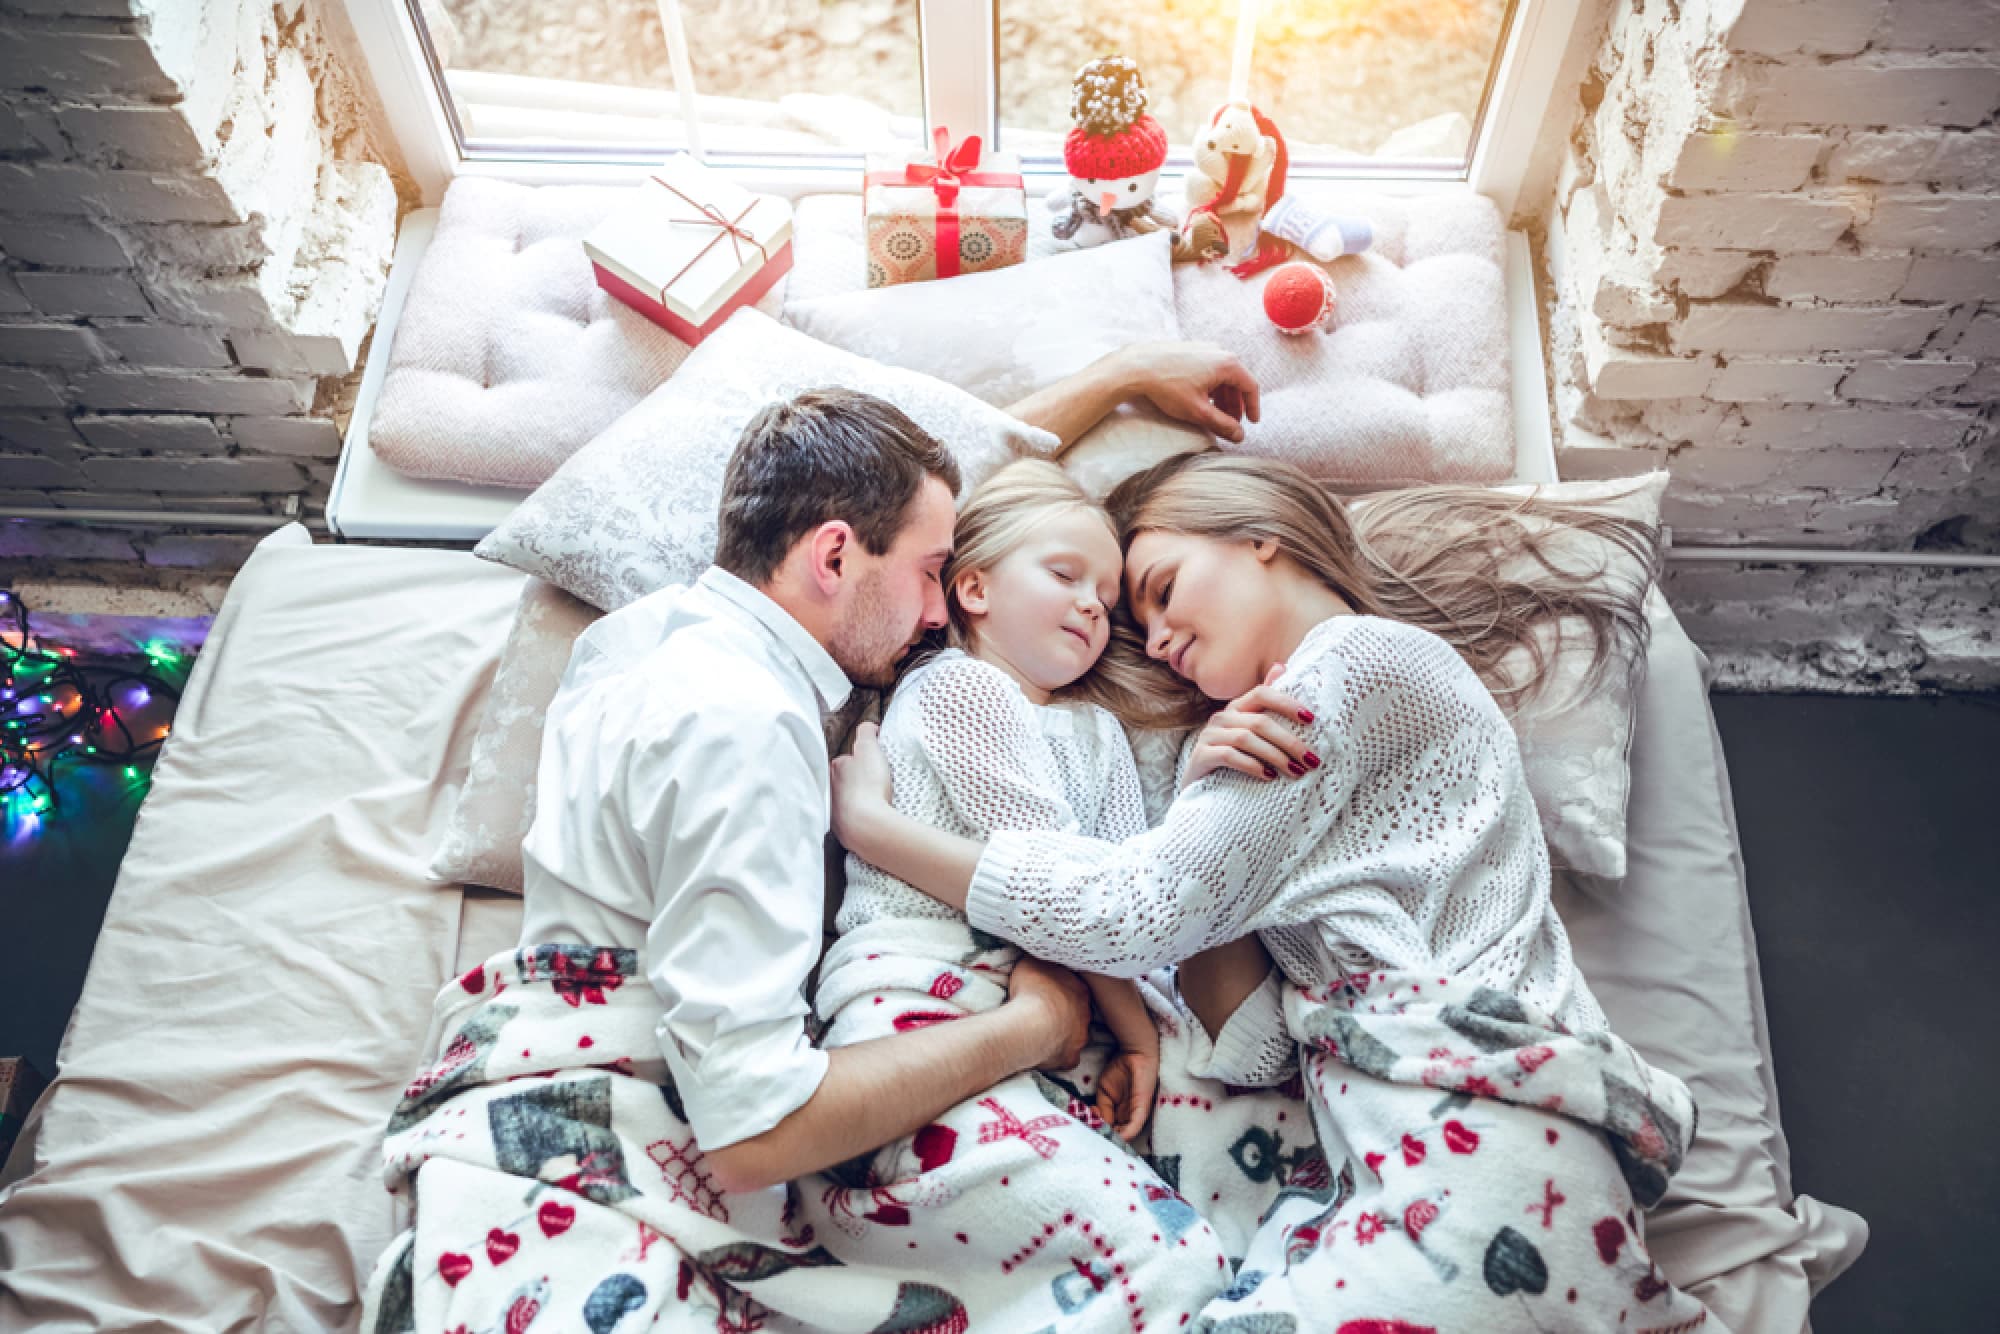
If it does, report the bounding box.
[1006,956,1095,1072]
[830,721,893,857]
[1120,341,1262,444]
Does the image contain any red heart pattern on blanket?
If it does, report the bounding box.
[1403,1199,1439,1243]
[538,1199,576,1238]
[438,1251,473,1286]
[1364,1150,1386,1176]
[1443,1119,1480,1154]
[486,1227,520,1265]
[459,966,486,994]
[1593,1216,1626,1265]
[866,1204,912,1227]
[1400,1133,1427,1167]
[505,1294,540,1334]
[914,1123,958,1173]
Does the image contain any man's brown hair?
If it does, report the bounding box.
[715,388,962,585]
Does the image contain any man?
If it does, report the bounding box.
[363,343,1261,1333]
[521,342,1262,1194]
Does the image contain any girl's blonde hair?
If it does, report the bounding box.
[1104,452,1662,728]
[901,459,1166,723]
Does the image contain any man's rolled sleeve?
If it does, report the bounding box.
[659,1014,830,1151]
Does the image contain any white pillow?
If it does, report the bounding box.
[782,230,1217,503]
[783,231,1178,409]
[474,309,1059,612]
[1059,402,1214,501]
[1485,472,1668,880]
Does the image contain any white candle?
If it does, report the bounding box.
[1228,0,1260,103]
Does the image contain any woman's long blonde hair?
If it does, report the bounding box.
[899,459,1167,723]
[1103,453,1662,728]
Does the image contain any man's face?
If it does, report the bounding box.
[827,476,956,688]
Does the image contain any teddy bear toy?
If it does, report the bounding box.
[1048,56,1189,250]
[1180,101,1378,283]
[1180,99,1290,276]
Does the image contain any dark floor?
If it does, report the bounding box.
[4,692,1997,1330]
[1709,693,2000,1334]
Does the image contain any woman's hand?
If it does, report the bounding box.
[1182,663,1318,789]
[1094,1047,1160,1142]
[830,721,894,857]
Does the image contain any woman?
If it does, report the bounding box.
[834,453,1723,1331]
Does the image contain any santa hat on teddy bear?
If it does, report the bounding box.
[1064,55,1168,187]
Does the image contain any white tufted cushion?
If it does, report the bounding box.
[1174,192,1515,490]
[368,177,787,488]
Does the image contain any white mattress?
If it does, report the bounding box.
[0,530,1863,1332]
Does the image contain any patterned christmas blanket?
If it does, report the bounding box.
[362,944,1240,1333]
[817,917,1328,1265]
[1188,970,1727,1333]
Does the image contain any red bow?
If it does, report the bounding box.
[900,126,986,207]
[650,172,771,295]
[866,128,1022,279]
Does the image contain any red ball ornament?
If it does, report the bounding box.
[1262,261,1337,335]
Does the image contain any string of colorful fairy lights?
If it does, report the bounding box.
[1,587,185,833]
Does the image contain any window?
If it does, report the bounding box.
[996,0,1517,172]
[410,0,926,158]
[343,0,1580,214]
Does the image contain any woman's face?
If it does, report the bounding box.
[954,507,1123,696]
[1125,529,1280,700]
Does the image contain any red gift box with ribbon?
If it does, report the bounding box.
[863,128,1027,287]
[583,154,794,344]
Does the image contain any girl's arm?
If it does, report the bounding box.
[1084,973,1158,1057]
[1083,973,1160,1140]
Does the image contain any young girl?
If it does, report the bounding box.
[835,453,1725,1332]
[814,458,1164,1136]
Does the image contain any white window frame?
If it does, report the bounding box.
[341,0,1584,218]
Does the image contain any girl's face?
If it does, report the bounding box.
[952,507,1123,700]
[1125,529,1283,701]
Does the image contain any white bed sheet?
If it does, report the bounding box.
[0,532,1863,1332]
[0,527,524,1333]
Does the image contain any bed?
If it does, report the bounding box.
[0,520,1865,1332]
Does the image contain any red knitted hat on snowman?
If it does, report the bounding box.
[1064,55,1168,180]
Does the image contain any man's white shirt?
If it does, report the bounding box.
[519,565,850,1151]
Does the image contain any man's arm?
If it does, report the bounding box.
[705,958,1090,1194]
[1006,342,1262,450]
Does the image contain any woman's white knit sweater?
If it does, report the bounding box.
[965,614,1609,1050]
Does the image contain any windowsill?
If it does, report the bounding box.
[326,196,1557,543]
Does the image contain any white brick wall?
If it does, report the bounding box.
[0,0,403,567]
[1531,0,2000,691]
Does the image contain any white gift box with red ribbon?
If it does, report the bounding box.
[583,154,794,344]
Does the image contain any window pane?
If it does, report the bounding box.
[414,0,925,157]
[997,0,1514,169]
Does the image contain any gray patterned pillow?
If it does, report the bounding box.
[475,309,1060,612]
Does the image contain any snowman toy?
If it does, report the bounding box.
[1048,55,1182,249]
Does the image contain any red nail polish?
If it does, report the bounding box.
[1288,761,1305,776]
[1262,765,1276,778]
[1297,709,1314,723]
[1304,751,1320,769]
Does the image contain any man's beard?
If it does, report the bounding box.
[827,568,915,690]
